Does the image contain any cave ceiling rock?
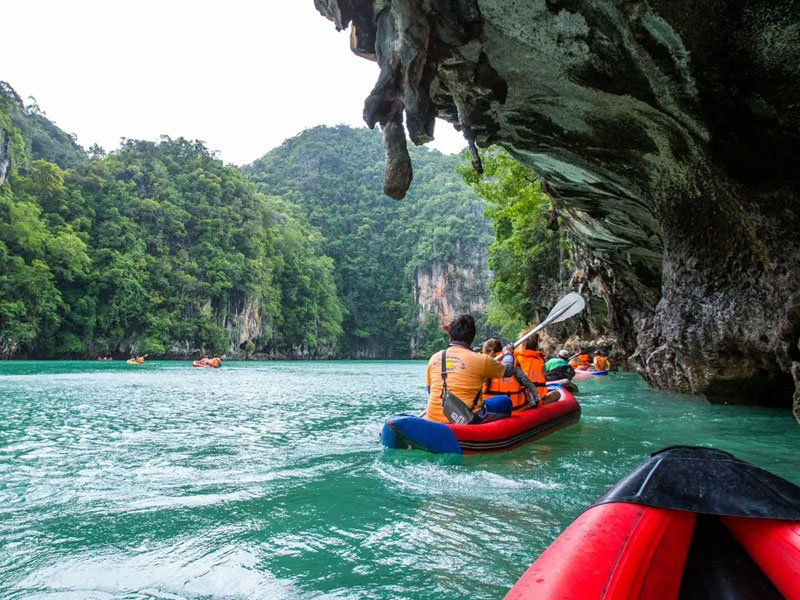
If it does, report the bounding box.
[315,0,800,415]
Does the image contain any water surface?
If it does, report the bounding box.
[1,361,798,599]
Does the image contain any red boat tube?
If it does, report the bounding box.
[381,388,580,454]
[506,503,695,600]
[506,447,800,600]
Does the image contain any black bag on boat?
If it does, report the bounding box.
[440,349,479,425]
[546,364,575,381]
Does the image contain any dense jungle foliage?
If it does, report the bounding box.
[0,84,342,358]
[0,83,497,358]
[457,148,567,340]
[243,125,492,358]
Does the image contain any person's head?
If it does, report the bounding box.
[482,338,502,355]
[448,315,476,346]
[518,330,539,350]
[559,349,570,359]
[595,350,604,357]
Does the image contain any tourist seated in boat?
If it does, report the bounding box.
[592,350,610,371]
[514,332,562,406]
[483,336,541,412]
[425,315,514,424]
[198,354,214,366]
[569,346,592,369]
[545,349,576,381]
[482,337,503,356]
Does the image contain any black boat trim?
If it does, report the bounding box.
[593,446,800,520]
[457,407,580,452]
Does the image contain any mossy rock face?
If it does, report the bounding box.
[317,0,800,415]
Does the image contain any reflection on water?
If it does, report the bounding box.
[1,361,798,599]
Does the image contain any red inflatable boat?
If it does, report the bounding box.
[506,446,800,600]
[192,361,219,368]
[381,388,580,454]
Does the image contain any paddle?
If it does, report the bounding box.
[569,346,597,360]
[513,292,586,348]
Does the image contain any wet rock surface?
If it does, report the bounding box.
[315,0,800,417]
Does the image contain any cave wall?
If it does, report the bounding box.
[314,0,800,417]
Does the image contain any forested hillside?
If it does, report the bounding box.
[243,126,491,358]
[0,83,342,358]
[0,84,493,359]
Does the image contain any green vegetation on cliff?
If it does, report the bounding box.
[244,125,491,357]
[1,84,343,357]
[1,83,491,358]
[458,147,567,339]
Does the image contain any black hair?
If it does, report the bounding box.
[448,314,476,345]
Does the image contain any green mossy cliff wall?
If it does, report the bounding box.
[315,0,800,420]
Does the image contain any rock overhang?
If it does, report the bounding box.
[314,0,800,418]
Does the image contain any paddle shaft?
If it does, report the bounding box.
[513,294,584,348]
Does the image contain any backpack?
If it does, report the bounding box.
[440,348,480,425]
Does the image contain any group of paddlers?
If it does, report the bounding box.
[424,314,610,425]
[196,355,221,367]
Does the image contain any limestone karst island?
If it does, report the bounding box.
[1,1,799,599]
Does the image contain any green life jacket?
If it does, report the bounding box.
[545,357,568,372]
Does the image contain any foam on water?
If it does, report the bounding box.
[1,360,798,600]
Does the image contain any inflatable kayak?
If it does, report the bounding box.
[125,359,142,365]
[573,367,608,378]
[381,388,580,454]
[506,446,800,600]
[192,361,219,368]
[546,379,579,394]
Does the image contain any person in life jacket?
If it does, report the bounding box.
[515,332,562,406]
[482,338,502,356]
[545,349,576,381]
[569,347,592,369]
[425,316,515,424]
[592,351,610,371]
[482,338,532,413]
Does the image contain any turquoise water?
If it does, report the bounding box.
[1,361,798,600]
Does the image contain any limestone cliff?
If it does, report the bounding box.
[411,239,490,356]
[0,128,9,186]
[315,0,800,418]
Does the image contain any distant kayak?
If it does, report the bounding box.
[573,367,608,378]
[506,446,800,600]
[192,361,219,368]
[381,388,580,454]
[125,359,143,365]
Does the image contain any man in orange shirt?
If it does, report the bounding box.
[425,315,514,424]
[593,351,611,371]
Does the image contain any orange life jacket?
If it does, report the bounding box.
[593,355,610,371]
[515,348,548,406]
[484,353,527,412]
[570,353,591,369]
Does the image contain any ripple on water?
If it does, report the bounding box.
[1,362,799,600]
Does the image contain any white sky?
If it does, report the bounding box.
[2,0,467,165]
